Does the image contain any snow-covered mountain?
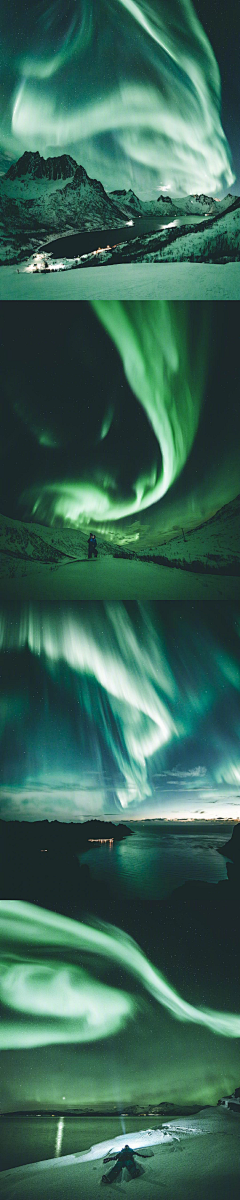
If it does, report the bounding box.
[127,494,240,574]
[37,164,128,231]
[5,150,78,182]
[109,188,236,219]
[0,151,238,265]
[109,188,176,216]
[0,153,128,263]
[0,512,111,568]
[0,494,239,577]
[173,193,238,216]
[175,194,218,215]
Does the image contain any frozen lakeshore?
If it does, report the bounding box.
[0,262,240,300]
[1,1109,239,1200]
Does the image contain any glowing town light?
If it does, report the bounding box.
[88,838,114,844]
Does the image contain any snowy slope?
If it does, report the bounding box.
[109,189,175,216]
[0,495,239,578]
[89,201,240,267]
[143,205,240,264]
[0,1109,239,1200]
[109,190,235,218]
[32,166,128,232]
[124,496,240,574]
[0,513,111,567]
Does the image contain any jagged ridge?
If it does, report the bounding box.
[6,150,78,181]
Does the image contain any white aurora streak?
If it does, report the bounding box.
[9,0,234,196]
[1,902,240,1048]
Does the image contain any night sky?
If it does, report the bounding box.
[0,4,239,1133]
[0,0,239,195]
[1,601,240,820]
[0,300,240,545]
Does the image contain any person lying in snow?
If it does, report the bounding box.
[101,1143,153,1184]
[87,532,98,559]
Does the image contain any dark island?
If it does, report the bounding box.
[0,819,132,914]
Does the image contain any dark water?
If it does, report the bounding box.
[41,214,212,260]
[79,822,231,903]
[0,1114,160,1172]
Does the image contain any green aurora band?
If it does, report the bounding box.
[29,301,208,528]
[1,603,240,815]
[1,902,240,1050]
[7,1,234,196]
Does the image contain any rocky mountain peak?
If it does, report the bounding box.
[5,151,78,181]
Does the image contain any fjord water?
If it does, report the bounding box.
[42,214,212,260]
[78,822,231,903]
[0,1115,158,1172]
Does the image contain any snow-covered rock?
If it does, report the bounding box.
[40,166,127,231]
[5,151,78,182]
[109,188,175,216]
[127,494,240,573]
[0,512,111,568]
[109,189,236,219]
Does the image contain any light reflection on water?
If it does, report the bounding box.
[0,1115,159,1172]
[79,824,231,902]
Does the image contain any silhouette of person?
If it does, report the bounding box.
[87,532,98,559]
[102,1143,144,1184]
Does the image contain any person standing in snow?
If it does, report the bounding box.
[87,532,98,559]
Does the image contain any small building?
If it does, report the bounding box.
[218,1090,240,1113]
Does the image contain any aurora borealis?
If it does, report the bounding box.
[1,300,240,543]
[1,900,240,1048]
[0,890,240,1112]
[1,602,240,820]
[1,0,238,196]
[0,4,240,1184]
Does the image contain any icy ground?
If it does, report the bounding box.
[1,503,239,599]
[1,555,240,600]
[1,1109,239,1200]
[0,262,239,299]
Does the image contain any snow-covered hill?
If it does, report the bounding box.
[143,203,240,264]
[33,165,128,232]
[0,513,111,568]
[88,199,240,267]
[123,495,240,574]
[109,189,236,219]
[0,494,239,579]
[109,188,175,216]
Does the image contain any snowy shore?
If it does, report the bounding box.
[1,1109,239,1200]
[0,262,239,300]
